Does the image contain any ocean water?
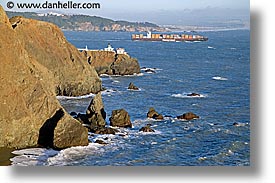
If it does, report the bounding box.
[10,30,250,166]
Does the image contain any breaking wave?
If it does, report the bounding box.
[57,93,95,100]
[171,93,206,98]
[208,46,216,49]
[212,76,228,81]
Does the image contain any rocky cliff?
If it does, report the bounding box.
[83,51,140,75]
[0,6,95,149]
[9,15,102,96]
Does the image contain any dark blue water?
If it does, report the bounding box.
[11,30,250,166]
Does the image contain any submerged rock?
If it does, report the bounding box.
[128,82,139,90]
[177,112,199,120]
[109,109,132,128]
[144,69,156,73]
[95,139,108,145]
[147,107,164,120]
[233,122,245,127]
[187,93,201,97]
[93,127,119,135]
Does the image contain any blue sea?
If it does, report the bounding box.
[11,30,250,166]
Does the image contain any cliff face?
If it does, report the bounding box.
[9,16,102,96]
[84,51,140,76]
[0,6,89,149]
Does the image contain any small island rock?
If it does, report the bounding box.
[187,93,201,97]
[128,82,139,90]
[177,112,199,120]
[147,107,164,120]
[109,109,132,128]
[139,125,155,132]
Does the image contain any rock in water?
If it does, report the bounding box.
[95,139,108,145]
[144,69,156,73]
[177,112,199,120]
[86,92,106,128]
[187,93,201,97]
[93,127,119,135]
[111,54,140,75]
[139,125,155,132]
[147,107,164,120]
[84,51,140,76]
[0,6,88,149]
[109,109,132,128]
[128,82,139,90]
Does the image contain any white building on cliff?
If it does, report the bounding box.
[104,43,115,52]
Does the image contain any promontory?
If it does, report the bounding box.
[0,5,101,149]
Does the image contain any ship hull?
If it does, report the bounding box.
[132,37,208,42]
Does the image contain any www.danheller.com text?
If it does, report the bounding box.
[6,1,101,10]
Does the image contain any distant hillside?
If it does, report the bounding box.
[6,11,167,32]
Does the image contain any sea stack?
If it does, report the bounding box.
[83,50,141,76]
[109,109,132,128]
[86,92,107,128]
[147,107,164,120]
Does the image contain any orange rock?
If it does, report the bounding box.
[0,6,90,149]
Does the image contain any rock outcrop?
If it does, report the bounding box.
[86,92,106,128]
[147,107,164,120]
[128,82,139,90]
[9,15,102,96]
[177,112,199,121]
[94,127,119,135]
[0,6,89,149]
[139,125,155,133]
[83,51,140,76]
[75,93,107,132]
[109,109,132,128]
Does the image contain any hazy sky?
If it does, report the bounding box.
[1,0,250,25]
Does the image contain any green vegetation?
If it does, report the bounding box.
[6,11,161,32]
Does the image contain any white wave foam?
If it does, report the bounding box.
[57,93,95,100]
[101,88,119,96]
[208,46,216,49]
[171,93,206,98]
[137,129,162,135]
[99,74,110,77]
[112,80,120,83]
[110,73,144,77]
[212,76,228,81]
[130,73,144,77]
[127,88,142,92]
[11,148,59,166]
[47,143,103,166]
[100,73,144,78]
[57,88,120,100]
[141,67,159,70]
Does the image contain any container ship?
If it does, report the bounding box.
[132,31,208,42]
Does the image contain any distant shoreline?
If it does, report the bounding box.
[6,11,248,33]
[61,27,250,33]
